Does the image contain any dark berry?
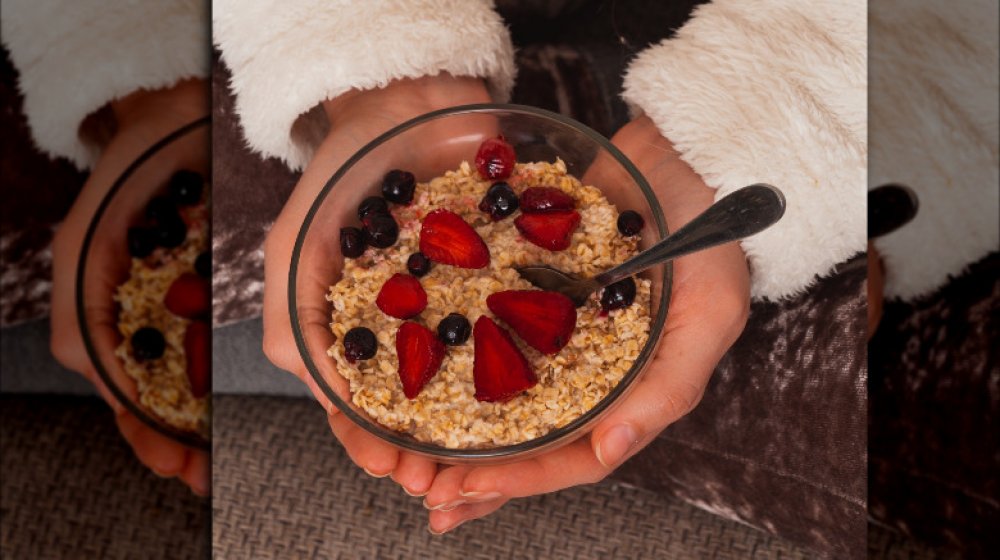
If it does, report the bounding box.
[127,227,156,258]
[343,326,377,363]
[154,216,187,248]
[437,313,471,346]
[617,210,644,236]
[362,212,399,248]
[340,227,367,258]
[478,182,519,221]
[168,170,204,205]
[131,327,166,361]
[381,170,416,205]
[358,196,390,219]
[145,196,179,223]
[600,277,637,313]
[195,251,211,278]
[406,252,432,277]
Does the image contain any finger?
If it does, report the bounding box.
[115,411,186,477]
[423,465,474,510]
[428,498,508,535]
[180,449,211,496]
[390,451,438,497]
[327,412,399,477]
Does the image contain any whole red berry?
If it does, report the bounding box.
[474,135,516,180]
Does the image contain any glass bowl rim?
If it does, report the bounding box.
[289,103,671,460]
[75,116,211,450]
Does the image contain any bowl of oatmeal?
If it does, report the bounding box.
[76,118,210,449]
[290,105,669,463]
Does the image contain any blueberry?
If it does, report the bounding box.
[437,313,471,346]
[362,212,399,248]
[381,170,416,205]
[406,252,431,277]
[340,227,366,258]
[357,196,390,219]
[145,196,179,223]
[343,326,377,362]
[127,227,156,258]
[617,210,644,237]
[131,327,166,361]
[195,251,211,278]
[168,170,204,206]
[478,182,519,221]
[600,277,636,313]
[155,216,187,248]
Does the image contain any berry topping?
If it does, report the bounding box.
[600,277,637,313]
[406,252,432,277]
[358,196,389,219]
[514,210,581,251]
[475,135,516,180]
[519,187,575,213]
[381,169,416,205]
[437,312,471,346]
[617,210,644,236]
[145,196,179,223]
[362,212,399,248]
[154,215,187,248]
[473,316,537,402]
[343,326,377,363]
[131,327,165,361]
[164,273,211,320]
[127,227,156,258]
[396,322,446,399]
[478,182,519,221]
[168,170,203,206]
[195,251,211,278]
[183,321,210,398]
[419,209,490,269]
[376,273,427,319]
[340,226,367,258]
[486,290,577,354]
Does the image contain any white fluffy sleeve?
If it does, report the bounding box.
[622,0,867,301]
[213,0,516,171]
[0,0,210,170]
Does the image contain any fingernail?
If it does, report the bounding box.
[429,520,467,535]
[596,424,639,468]
[423,498,447,511]
[363,467,391,478]
[403,485,428,497]
[439,500,466,512]
[458,490,502,502]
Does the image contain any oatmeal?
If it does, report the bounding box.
[328,149,651,449]
[114,171,210,438]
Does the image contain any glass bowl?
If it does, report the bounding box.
[290,104,670,464]
[76,118,211,449]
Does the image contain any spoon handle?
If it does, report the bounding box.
[594,184,786,287]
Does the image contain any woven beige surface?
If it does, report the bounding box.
[0,395,208,560]
[212,395,817,559]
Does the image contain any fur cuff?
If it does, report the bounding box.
[213,0,515,171]
[623,0,867,301]
[1,0,210,170]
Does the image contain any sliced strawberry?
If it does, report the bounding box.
[474,135,516,180]
[396,321,446,399]
[184,320,210,398]
[519,187,575,213]
[486,290,576,354]
[419,209,490,268]
[473,316,538,402]
[514,210,581,251]
[164,273,210,319]
[376,273,427,319]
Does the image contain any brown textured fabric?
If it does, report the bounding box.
[0,395,208,559]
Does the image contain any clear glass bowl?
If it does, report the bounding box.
[76,118,210,449]
[290,105,670,463]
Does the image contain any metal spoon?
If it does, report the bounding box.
[517,184,786,306]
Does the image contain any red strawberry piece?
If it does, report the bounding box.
[164,273,210,319]
[419,209,490,268]
[184,321,210,398]
[376,273,427,319]
[486,290,577,354]
[474,135,516,180]
[519,187,575,213]
[396,322,446,399]
[514,210,581,251]
[473,316,538,402]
